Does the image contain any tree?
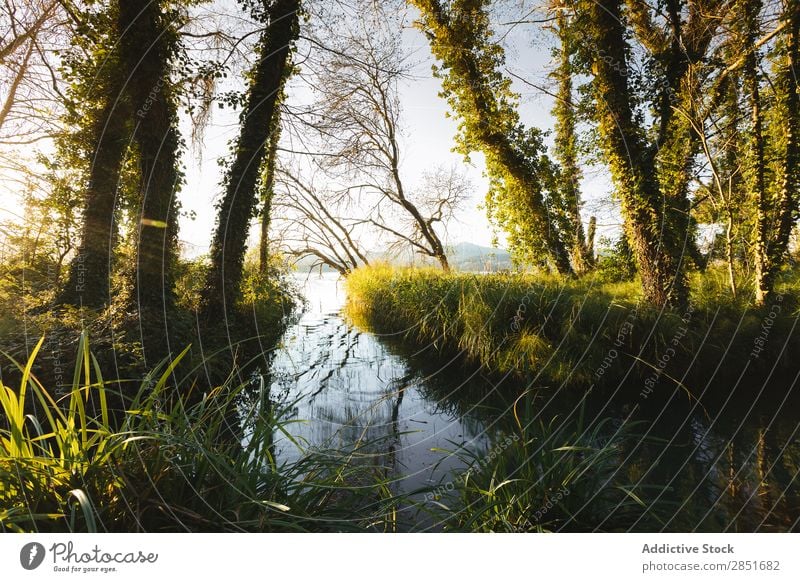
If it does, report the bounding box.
[550,1,592,274]
[56,2,132,307]
[56,0,184,312]
[671,0,796,302]
[0,0,66,140]
[203,0,301,315]
[258,105,282,273]
[749,0,800,304]
[307,6,458,270]
[411,0,572,274]
[120,0,183,313]
[272,165,371,274]
[738,0,771,306]
[575,0,724,306]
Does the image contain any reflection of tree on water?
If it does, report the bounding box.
[269,302,488,494]
[270,316,362,400]
[267,275,800,530]
[387,379,406,473]
[625,408,800,531]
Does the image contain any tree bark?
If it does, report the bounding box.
[56,27,130,308]
[412,0,572,274]
[258,114,281,274]
[552,6,589,274]
[586,215,596,265]
[756,0,799,304]
[583,0,689,307]
[203,0,300,315]
[120,0,182,314]
[741,0,770,305]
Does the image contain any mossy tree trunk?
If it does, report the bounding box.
[203,0,300,315]
[581,0,690,307]
[412,0,572,275]
[753,0,799,304]
[259,109,281,274]
[57,6,130,309]
[120,0,182,314]
[740,0,770,305]
[551,4,590,274]
[771,1,800,287]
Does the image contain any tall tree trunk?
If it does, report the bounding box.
[552,6,589,274]
[721,70,744,297]
[583,0,688,307]
[204,0,300,314]
[57,23,130,308]
[586,215,596,265]
[741,0,770,305]
[411,0,572,275]
[757,0,799,304]
[258,117,280,274]
[121,0,182,314]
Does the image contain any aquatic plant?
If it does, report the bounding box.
[431,397,657,532]
[346,265,800,393]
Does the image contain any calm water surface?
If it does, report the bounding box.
[267,273,800,531]
[269,274,490,516]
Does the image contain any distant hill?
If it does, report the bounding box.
[448,242,512,271]
[291,242,512,273]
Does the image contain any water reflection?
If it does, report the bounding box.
[270,274,489,524]
[268,273,800,531]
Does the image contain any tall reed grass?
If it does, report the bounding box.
[434,397,658,532]
[345,265,800,393]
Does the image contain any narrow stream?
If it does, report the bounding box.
[269,274,491,521]
[267,273,800,531]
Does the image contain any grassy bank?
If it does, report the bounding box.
[427,403,660,532]
[0,255,299,396]
[345,265,800,395]
[0,334,398,532]
[0,333,661,533]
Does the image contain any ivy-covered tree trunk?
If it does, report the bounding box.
[412,0,572,274]
[586,215,596,263]
[204,0,300,315]
[259,112,281,273]
[57,10,130,308]
[582,0,688,307]
[120,0,182,314]
[739,0,770,305]
[552,6,590,274]
[651,1,718,278]
[754,0,799,304]
[772,1,800,277]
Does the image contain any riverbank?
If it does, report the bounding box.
[4,270,799,532]
[345,265,800,398]
[0,256,300,396]
[0,331,403,532]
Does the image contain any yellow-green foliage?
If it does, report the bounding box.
[347,266,637,385]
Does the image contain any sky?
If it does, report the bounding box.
[177,24,500,257]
